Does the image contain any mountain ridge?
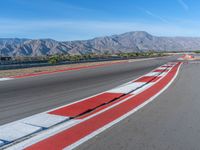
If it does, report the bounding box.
[1,31,200,56]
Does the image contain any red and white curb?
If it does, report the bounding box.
[0,62,182,149]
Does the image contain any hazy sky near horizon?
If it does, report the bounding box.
[0,0,200,40]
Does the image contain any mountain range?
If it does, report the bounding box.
[1,31,200,57]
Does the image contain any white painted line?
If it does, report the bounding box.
[21,113,68,128]
[0,122,41,142]
[6,120,81,150]
[162,65,174,67]
[144,72,161,76]
[159,67,173,71]
[0,78,13,81]
[131,83,154,95]
[107,82,145,94]
[0,113,69,148]
[156,67,170,70]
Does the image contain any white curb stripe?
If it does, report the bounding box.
[0,122,41,142]
[131,83,154,94]
[107,82,145,94]
[0,114,68,143]
[21,113,68,128]
[6,120,81,150]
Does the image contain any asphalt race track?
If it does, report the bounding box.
[0,57,177,125]
[4,55,198,150]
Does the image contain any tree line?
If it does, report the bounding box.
[48,52,167,64]
[1,51,168,64]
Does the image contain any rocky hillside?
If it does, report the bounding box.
[1,31,200,56]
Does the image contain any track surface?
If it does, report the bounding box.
[76,61,200,150]
[0,56,177,125]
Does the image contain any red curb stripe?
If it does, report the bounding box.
[77,94,133,119]
[49,93,123,117]
[26,63,181,150]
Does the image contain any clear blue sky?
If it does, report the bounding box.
[0,0,200,41]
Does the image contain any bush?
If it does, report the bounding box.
[48,55,59,64]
